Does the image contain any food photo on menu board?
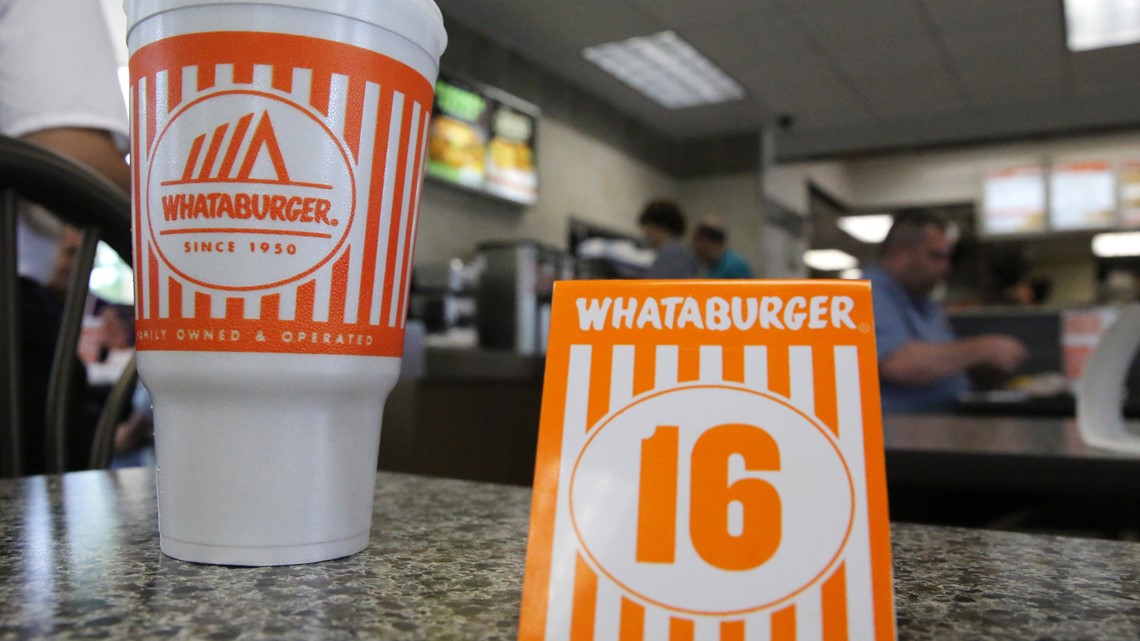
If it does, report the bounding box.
[486,102,538,204]
[1121,160,1140,227]
[981,166,1047,235]
[426,73,539,205]
[1049,161,1116,231]
[427,76,490,190]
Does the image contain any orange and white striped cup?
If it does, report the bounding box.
[126,0,446,565]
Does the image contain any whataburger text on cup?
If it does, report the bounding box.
[126,0,446,566]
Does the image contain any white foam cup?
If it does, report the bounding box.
[125,0,446,565]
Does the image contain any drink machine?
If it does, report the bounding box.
[476,241,573,355]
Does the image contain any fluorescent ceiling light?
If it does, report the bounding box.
[1064,0,1140,51]
[583,31,745,109]
[803,249,858,272]
[837,214,893,244]
[1092,231,1140,257]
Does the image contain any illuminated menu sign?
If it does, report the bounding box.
[981,166,1047,235]
[1050,161,1116,231]
[1121,160,1140,227]
[425,74,539,205]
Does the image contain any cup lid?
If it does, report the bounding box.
[125,0,447,61]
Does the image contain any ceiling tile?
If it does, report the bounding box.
[644,100,771,139]
[958,66,1070,106]
[632,0,783,29]
[729,52,838,88]
[1071,46,1140,91]
[436,0,663,55]
[783,0,928,46]
[683,7,817,65]
[935,17,1065,68]
[827,36,945,80]
[853,70,965,119]
[768,86,875,129]
[432,0,1140,154]
[919,0,1060,31]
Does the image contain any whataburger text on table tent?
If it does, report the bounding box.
[520,280,896,641]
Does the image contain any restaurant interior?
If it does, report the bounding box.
[6,0,1140,638]
[372,0,1140,540]
[57,0,1140,534]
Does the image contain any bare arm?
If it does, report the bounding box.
[21,127,130,194]
[880,334,1028,386]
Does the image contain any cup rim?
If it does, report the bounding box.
[124,0,448,61]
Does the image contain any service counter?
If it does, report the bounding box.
[378,348,544,485]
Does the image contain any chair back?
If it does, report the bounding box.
[0,134,135,477]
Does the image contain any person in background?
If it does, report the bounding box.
[986,249,1036,306]
[867,212,1028,414]
[112,383,155,469]
[2,0,130,280]
[638,199,701,279]
[0,0,131,192]
[692,218,753,279]
[2,0,131,473]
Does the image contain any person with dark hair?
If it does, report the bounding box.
[692,219,753,279]
[987,249,1034,306]
[867,212,1027,414]
[638,199,701,279]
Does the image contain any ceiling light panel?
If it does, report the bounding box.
[583,31,746,109]
[1065,0,1140,51]
[837,214,894,244]
[803,249,859,272]
[1092,231,1140,257]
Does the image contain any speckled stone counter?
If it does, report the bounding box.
[4,468,1140,640]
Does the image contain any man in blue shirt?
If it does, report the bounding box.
[869,213,1026,414]
[692,220,753,279]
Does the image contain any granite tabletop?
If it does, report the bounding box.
[4,468,1140,640]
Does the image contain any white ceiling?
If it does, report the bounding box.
[433,0,1140,158]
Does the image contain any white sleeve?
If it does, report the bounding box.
[0,0,129,150]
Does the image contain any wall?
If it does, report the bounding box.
[842,130,1140,207]
[677,172,764,274]
[1034,257,1097,306]
[764,161,852,215]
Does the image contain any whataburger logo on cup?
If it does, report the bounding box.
[131,32,434,357]
[148,96,355,291]
[520,280,897,641]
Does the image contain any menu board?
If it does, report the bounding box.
[1050,161,1116,230]
[426,74,539,205]
[1120,160,1140,227]
[981,166,1047,235]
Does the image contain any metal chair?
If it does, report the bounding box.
[0,134,135,477]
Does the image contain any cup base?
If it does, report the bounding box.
[160,531,370,566]
[141,351,399,566]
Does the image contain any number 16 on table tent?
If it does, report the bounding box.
[520,280,896,641]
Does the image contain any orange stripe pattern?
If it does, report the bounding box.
[526,280,895,641]
[570,554,598,641]
[130,32,434,358]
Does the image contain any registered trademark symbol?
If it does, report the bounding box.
[858,323,871,333]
